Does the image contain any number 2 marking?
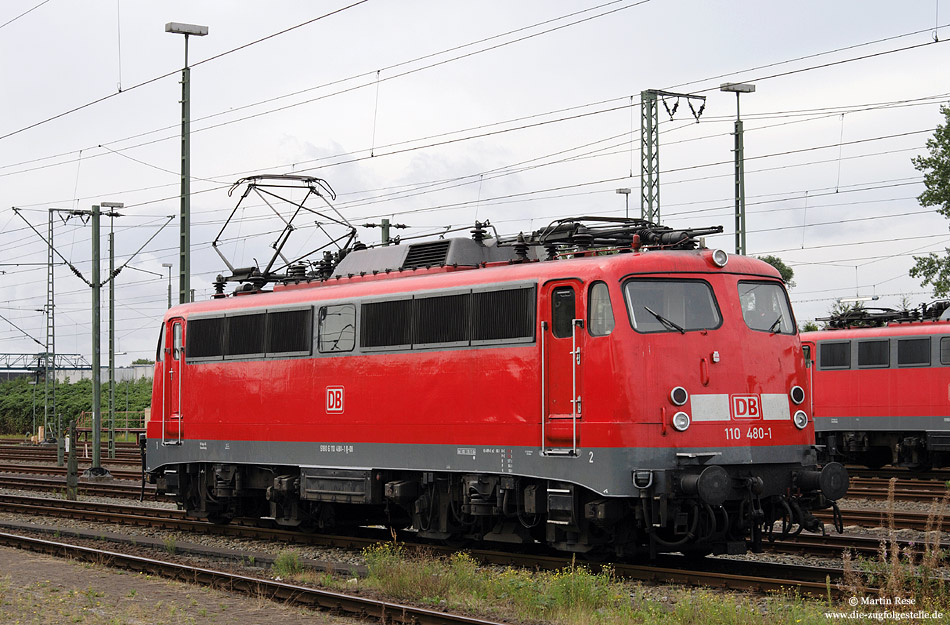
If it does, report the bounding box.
[588,451,594,464]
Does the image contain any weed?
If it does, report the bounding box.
[840,478,950,611]
[272,550,303,578]
[83,586,103,607]
[163,534,177,555]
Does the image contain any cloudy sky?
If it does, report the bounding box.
[1,0,948,364]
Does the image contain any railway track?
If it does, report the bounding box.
[845,477,949,502]
[0,451,140,464]
[2,461,947,534]
[0,530,503,625]
[0,463,142,480]
[847,467,950,482]
[2,478,941,561]
[0,474,169,501]
[0,492,849,597]
[818,507,948,532]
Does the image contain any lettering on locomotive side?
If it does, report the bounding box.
[731,394,761,420]
[326,386,344,413]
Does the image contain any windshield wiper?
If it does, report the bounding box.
[643,306,686,334]
[768,316,783,334]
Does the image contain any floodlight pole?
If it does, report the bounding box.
[108,214,116,460]
[721,82,755,256]
[166,22,208,305]
[162,263,173,308]
[616,188,631,219]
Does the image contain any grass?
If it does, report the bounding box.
[839,477,950,612]
[163,534,177,555]
[355,541,873,625]
[271,550,303,578]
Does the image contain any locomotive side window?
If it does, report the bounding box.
[897,338,930,367]
[588,282,614,337]
[266,308,313,355]
[413,293,470,345]
[857,340,889,368]
[361,299,412,348]
[624,279,721,333]
[156,325,164,362]
[818,341,850,369]
[472,286,535,342]
[737,281,795,334]
[551,287,576,338]
[226,313,265,357]
[319,304,356,353]
[172,322,182,361]
[359,285,536,351]
[942,337,950,365]
[186,317,225,359]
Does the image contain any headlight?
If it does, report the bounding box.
[711,249,728,267]
[793,410,808,430]
[672,411,691,432]
[670,386,688,406]
[790,385,805,405]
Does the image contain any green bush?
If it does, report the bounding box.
[0,376,152,435]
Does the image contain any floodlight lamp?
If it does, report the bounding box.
[165,22,209,36]
[720,82,755,93]
[837,296,879,304]
[615,188,632,195]
[100,202,124,209]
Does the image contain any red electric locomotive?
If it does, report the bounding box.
[802,303,950,469]
[146,213,846,557]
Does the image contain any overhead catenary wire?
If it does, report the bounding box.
[0,0,641,146]
[1,11,945,183]
[2,9,948,351]
[0,0,51,31]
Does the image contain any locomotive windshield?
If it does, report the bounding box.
[624,279,721,333]
[738,281,795,334]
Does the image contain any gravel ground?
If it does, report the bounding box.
[0,486,371,573]
[0,545,361,625]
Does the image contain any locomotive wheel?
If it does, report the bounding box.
[681,547,713,560]
[442,534,472,549]
[206,513,233,525]
[861,446,892,470]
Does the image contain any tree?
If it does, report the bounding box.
[756,255,796,288]
[910,105,950,297]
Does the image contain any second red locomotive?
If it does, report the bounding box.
[803,302,950,469]
[146,213,846,557]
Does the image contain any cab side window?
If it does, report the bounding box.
[588,282,614,337]
[156,325,164,362]
[552,287,576,338]
[172,323,182,361]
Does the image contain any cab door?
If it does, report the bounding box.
[541,281,584,454]
[163,317,184,444]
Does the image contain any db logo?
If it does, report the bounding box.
[326,386,344,413]
[731,394,761,420]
